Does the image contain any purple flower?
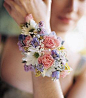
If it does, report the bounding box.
[31,37,39,48]
[57,37,62,42]
[50,31,57,36]
[52,71,60,79]
[36,64,44,72]
[57,37,64,45]
[17,41,21,47]
[18,34,26,41]
[24,64,34,72]
[51,50,60,60]
[38,21,44,27]
[17,41,24,51]
[37,28,48,36]
[19,46,24,51]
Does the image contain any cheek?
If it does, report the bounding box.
[51,1,65,15]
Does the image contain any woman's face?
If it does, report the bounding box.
[50,0,86,33]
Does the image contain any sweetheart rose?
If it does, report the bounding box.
[60,70,69,78]
[25,14,33,22]
[23,36,31,46]
[38,54,54,69]
[44,36,61,49]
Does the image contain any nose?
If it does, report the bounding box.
[66,0,78,13]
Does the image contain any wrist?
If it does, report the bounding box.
[45,24,51,33]
[32,72,64,98]
[45,21,51,33]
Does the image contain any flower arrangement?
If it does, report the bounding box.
[18,14,72,81]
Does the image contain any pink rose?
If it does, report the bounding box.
[44,36,61,49]
[44,49,51,55]
[23,36,31,46]
[38,54,54,69]
[38,56,42,64]
[60,70,69,78]
[25,14,33,22]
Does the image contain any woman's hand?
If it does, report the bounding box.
[3,0,52,31]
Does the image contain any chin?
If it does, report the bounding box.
[58,26,73,32]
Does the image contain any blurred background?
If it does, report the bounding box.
[0,0,86,98]
[65,16,86,54]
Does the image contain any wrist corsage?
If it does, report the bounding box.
[18,14,72,81]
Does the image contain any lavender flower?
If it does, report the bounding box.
[37,28,48,36]
[57,36,65,45]
[31,37,39,48]
[36,64,44,72]
[38,21,44,27]
[17,41,24,52]
[51,50,60,60]
[52,71,60,79]
[24,64,34,72]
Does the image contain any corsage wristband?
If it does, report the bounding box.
[18,14,72,81]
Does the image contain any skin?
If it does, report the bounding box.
[51,0,86,33]
[1,0,86,97]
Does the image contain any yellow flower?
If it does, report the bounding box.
[65,63,70,70]
[35,69,41,77]
[23,47,28,52]
[58,46,65,50]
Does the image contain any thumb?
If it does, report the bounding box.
[44,0,52,11]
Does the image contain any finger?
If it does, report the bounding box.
[44,0,52,11]
[14,0,27,16]
[44,0,52,6]
[3,2,11,15]
[4,0,16,8]
[4,0,25,17]
[14,0,20,5]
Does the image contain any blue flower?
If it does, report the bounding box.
[31,37,39,48]
[51,50,60,60]
[61,41,65,45]
[19,34,26,41]
[36,64,44,72]
[52,71,60,79]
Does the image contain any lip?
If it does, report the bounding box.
[58,16,74,24]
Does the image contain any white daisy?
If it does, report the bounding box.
[21,20,37,35]
[42,67,56,77]
[22,47,41,66]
